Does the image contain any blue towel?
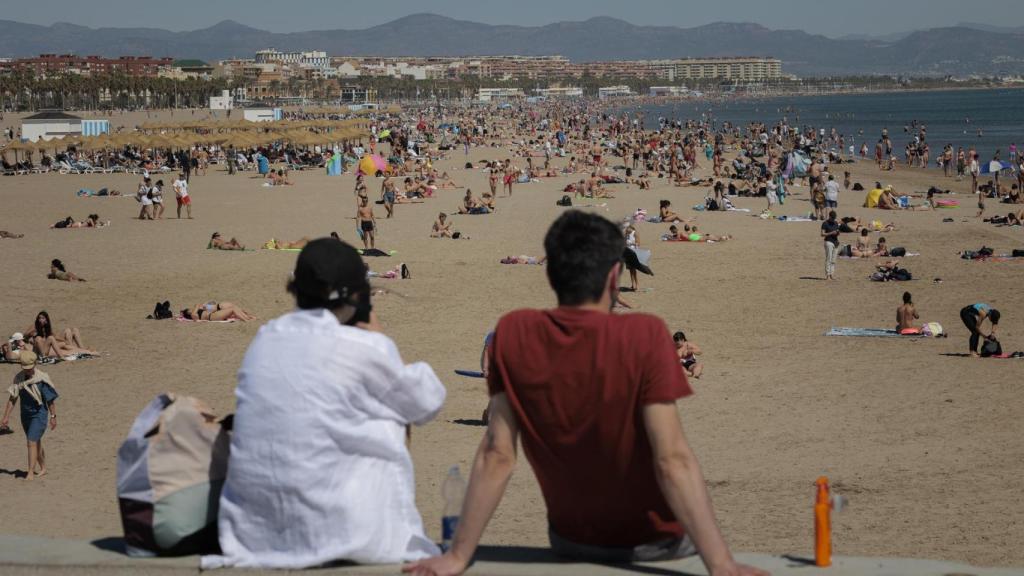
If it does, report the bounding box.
[826,327,905,337]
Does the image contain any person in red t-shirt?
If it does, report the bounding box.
[405,211,766,576]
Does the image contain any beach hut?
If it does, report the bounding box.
[241,108,283,123]
[21,111,83,141]
[82,119,110,137]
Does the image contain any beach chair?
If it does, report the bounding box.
[58,160,81,175]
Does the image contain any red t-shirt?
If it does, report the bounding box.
[488,307,693,547]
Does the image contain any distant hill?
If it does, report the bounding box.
[958,22,1024,34]
[1,15,1023,77]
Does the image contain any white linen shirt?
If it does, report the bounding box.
[203,308,446,569]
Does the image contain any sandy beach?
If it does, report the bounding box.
[1,106,1022,569]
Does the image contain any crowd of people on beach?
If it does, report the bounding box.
[2,94,1021,575]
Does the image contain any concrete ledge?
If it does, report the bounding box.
[0,535,1021,575]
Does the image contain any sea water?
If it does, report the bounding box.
[630,88,1024,164]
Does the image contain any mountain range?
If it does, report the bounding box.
[1,14,1023,77]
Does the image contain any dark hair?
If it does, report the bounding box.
[51,259,65,272]
[861,228,869,237]
[828,210,837,220]
[544,211,624,306]
[673,331,687,342]
[181,309,192,320]
[990,309,1001,324]
[878,237,886,244]
[903,292,912,304]
[35,311,53,339]
[660,200,670,208]
[88,213,99,222]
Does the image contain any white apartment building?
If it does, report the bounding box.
[477,87,525,102]
[535,86,584,98]
[598,85,634,99]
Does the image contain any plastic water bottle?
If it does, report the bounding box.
[441,465,466,552]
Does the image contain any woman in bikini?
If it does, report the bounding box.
[181,302,256,322]
[210,232,246,251]
[488,162,499,197]
[659,200,689,223]
[23,311,94,360]
[263,238,310,250]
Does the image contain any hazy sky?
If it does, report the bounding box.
[6,0,1023,37]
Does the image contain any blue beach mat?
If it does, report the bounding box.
[826,327,909,338]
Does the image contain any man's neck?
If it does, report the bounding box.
[560,298,613,314]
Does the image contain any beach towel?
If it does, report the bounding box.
[117,394,230,557]
[11,352,100,366]
[777,216,814,222]
[358,248,396,257]
[935,199,959,209]
[825,327,917,338]
[175,316,237,324]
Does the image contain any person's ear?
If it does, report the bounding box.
[606,262,621,295]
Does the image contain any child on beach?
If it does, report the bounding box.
[673,331,703,379]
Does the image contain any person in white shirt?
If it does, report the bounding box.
[173,174,191,219]
[824,174,841,209]
[203,238,445,570]
[136,177,153,220]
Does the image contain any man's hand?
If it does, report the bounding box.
[50,416,57,431]
[401,552,469,576]
[710,562,770,576]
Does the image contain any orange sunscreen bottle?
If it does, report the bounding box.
[815,476,832,567]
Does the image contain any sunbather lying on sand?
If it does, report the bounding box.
[0,231,24,239]
[209,232,246,251]
[263,238,311,250]
[500,255,546,265]
[47,259,85,282]
[50,214,109,228]
[180,301,256,322]
[664,224,731,242]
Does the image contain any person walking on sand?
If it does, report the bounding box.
[357,195,376,250]
[173,173,192,219]
[1,351,59,481]
[404,211,766,576]
[821,210,840,281]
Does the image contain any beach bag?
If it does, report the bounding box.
[853,183,864,191]
[922,322,944,337]
[981,338,1002,358]
[890,247,907,257]
[891,268,912,281]
[148,301,173,320]
[117,394,231,557]
[556,195,572,207]
[1012,249,1024,258]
